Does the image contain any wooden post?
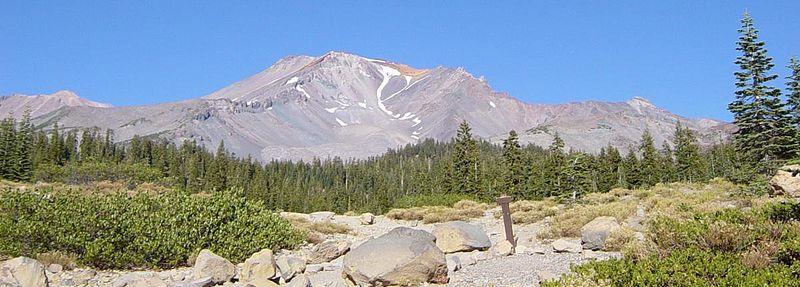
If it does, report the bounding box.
[496,195,515,246]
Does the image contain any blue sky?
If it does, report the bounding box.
[1,1,799,121]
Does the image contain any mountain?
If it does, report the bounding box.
[11,52,729,161]
[0,90,111,118]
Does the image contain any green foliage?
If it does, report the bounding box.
[502,130,524,198]
[543,248,800,287]
[33,162,164,185]
[729,12,798,166]
[0,188,304,269]
[451,121,480,197]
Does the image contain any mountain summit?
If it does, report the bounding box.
[9,52,728,161]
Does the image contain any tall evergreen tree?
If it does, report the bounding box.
[674,122,704,182]
[638,129,660,187]
[451,121,479,196]
[786,56,800,147]
[502,130,524,198]
[14,111,33,181]
[728,12,797,165]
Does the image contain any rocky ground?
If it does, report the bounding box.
[1,207,622,287]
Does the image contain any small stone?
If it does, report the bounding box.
[531,246,547,254]
[359,213,375,225]
[552,239,582,253]
[493,240,515,256]
[305,264,324,273]
[47,264,63,274]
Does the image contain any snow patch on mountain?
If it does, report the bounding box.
[376,65,401,116]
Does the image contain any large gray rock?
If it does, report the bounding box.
[0,257,48,287]
[275,255,305,282]
[241,249,278,287]
[192,249,235,284]
[581,216,622,250]
[770,165,800,197]
[433,221,491,253]
[309,240,351,264]
[343,227,448,286]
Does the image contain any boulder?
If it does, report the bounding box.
[551,239,581,253]
[0,257,48,287]
[285,274,311,287]
[433,221,492,253]
[241,249,278,287]
[309,240,351,264]
[192,249,235,284]
[342,227,448,286]
[770,165,800,197]
[581,216,622,250]
[493,240,515,256]
[360,213,375,225]
[309,211,336,223]
[275,255,305,281]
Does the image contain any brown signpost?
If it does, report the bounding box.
[496,195,515,246]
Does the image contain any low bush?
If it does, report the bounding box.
[546,200,800,286]
[538,201,637,239]
[386,200,489,223]
[0,188,304,269]
[543,248,800,287]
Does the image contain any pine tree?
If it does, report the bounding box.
[622,148,640,188]
[728,12,797,165]
[502,130,524,198]
[786,56,800,152]
[674,122,704,182]
[451,121,479,196]
[14,111,33,181]
[638,129,659,187]
[0,118,16,179]
[208,140,229,191]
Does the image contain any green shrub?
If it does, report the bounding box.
[544,248,800,287]
[0,188,304,269]
[763,201,800,222]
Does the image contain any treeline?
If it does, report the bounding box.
[0,111,749,214]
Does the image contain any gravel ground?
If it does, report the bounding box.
[448,251,582,287]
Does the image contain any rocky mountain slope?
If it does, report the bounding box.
[0,90,111,119]
[9,52,729,161]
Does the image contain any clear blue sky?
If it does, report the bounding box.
[2,1,799,121]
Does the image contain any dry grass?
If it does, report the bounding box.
[742,240,780,269]
[505,199,559,224]
[539,200,638,239]
[385,200,489,224]
[603,228,638,252]
[281,213,352,243]
[36,251,79,270]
